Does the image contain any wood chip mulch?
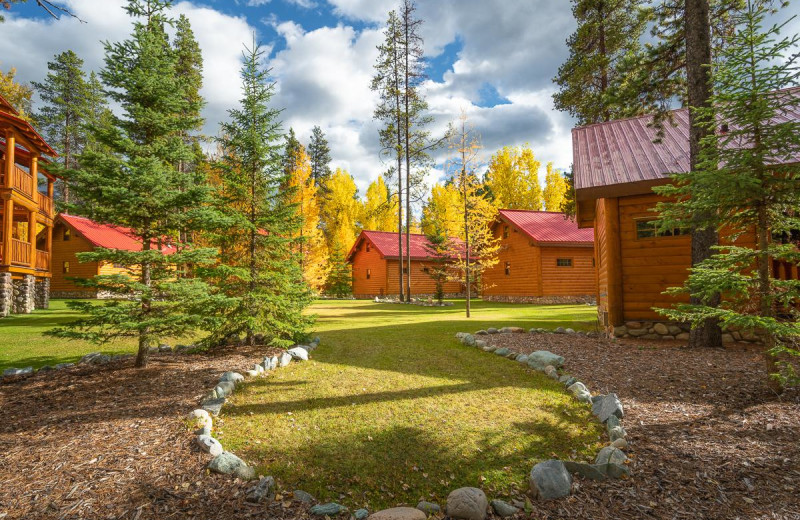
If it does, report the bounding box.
[1,337,798,520]
[485,333,800,520]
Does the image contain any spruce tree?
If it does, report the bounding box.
[654,1,800,387]
[49,0,225,368]
[423,223,453,304]
[32,50,93,206]
[308,125,332,185]
[211,41,312,347]
[282,127,302,179]
[553,0,650,125]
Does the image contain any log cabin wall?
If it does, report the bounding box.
[539,245,596,296]
[50,220,99,297]
[351,239,389,298]
[385,259,463,296]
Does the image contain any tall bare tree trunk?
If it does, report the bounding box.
[392,23,404,303]
[686,0,722,348]
[404,16,412,303]
[135,223,152,368]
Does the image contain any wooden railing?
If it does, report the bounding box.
[38,193,53,216]
[36,250,50,271]
[11,239,31,266]
[12,165,34,199]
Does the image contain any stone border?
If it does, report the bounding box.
[482,295,596,305]
[612,320,763,343]
[456,326,632,502]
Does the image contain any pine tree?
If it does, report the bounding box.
[32,50,93,206]
[423,222,453,304]
[485,145,543,210]
[308,125,332,185]
[324,242,352,298]
[283,127,302,178]
[553,0,650,125]
[543,163,568,212]
[372,9,406,302]
[48,0,225,368]
[211,40,312,347]
[654,0,800,387]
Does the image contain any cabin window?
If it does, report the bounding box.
[366,268,371,280]
[366,243,371,252]
[635,219,688,239]
[556,258,573,267]
[63,228,71,241]
[402,267,408,274]
[423,266,430,273]
[504,261,510,276]
[502,225,509,239]
[592,257,596,268]
[113,263,124,269]
[62,261,70,273]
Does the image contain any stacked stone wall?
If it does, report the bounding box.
[611,321,762,343]
[0,273,12,317]
[12,275,36,314]
[483,295,595,305]
[35,278,50,309]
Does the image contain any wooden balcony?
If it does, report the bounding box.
[35,249,50,271]
[10,239,31,266]
[0,160,35,200]
[38,193,53,217]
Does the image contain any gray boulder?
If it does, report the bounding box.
[487,328,499,334]
[416,501,441,514]
[529,460,572,501]
[475,340,487,348]
[509,327,525,333]
[516,354,529,364]
[565,328,575,334]
[567,382,589,396]
[196,434,223,456]
[246,476,275,503]
[483,344,498,353]
[245,369,260,378]
[288,347,309,361]
[158,344,172,353]
[475,330,488,336]
[591,393,624,423]
[595,446,629,466]
[309,503,347,516]
[490,500,519,518]
[201,398,225,416]
[461,334,477,347]
[355,508,370,520]
[219,371,244,384]
[611,438,628,449]
[279,351,293,367]
[554,327,566,334]
[2,367,33,377]
[369,507,426,520]
[214,380,235,398]
[55,362,75,370]
[293,490,315,503]
[526,351,565,371]
[446,487,487,520]
[544,365,558,379]
[528,328,539,334]
[207,451,255,480]
[493,347,510,357]
[498,327,512,334]
[562,461,608,481]
[260,357,272,371]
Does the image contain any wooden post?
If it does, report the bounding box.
[45,224,52,271]
[2,199,13,266]
[30,154,38,205]
[4,131,14,189]
[535,246,544,297]
[28,210,36,269]
[603,197,624,327]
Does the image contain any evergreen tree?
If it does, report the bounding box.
[283,127,302,178]
[324,242,352,298]
[372,9,406,302]
[553,0,650,125]
[210,41,312,347]
[423,222,453,304]
[654,1,800,387]
[559,168,577,219]
[32,50,93,206]
[49,0,225,368]
[308,125,332,185]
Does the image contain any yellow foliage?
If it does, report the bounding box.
[485,144,543,210]
[421,183,463,238]
[361,175,397,232]
[543,163,568,212]
[288,146,329,291]
[321,168,361,256]
[0,66,33,121]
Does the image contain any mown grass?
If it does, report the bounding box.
[221,299,603,510]
[0,300,143,371]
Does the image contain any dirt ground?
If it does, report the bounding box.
[1,336,798,520]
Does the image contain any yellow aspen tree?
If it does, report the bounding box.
[320,168,361,255]
[421,182,463,238]
[288,146,329,291]
[361,175,397,231]
[542,162,568,212]
[485,144,543,210]
[0,66,33,120]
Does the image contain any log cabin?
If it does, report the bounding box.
[347,230,464,299]
[482,210,596,303]
[0,94,58,316]
[572,101,799,339]
[51,213,176,298]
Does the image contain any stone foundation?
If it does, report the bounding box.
[12,275,36,314]
[611,321,762,343]
[353,292,465,300]
[483,295,596,305]
[35,278,50,309]
[0,273,12,317]
[50,290,97,299]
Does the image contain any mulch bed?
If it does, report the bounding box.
[484,333,800,519]
[1,338,798,520]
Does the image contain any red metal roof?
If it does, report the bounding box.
[347,230,464,262]
[497,210,594,244]
[58,214,177,254]
[572,87,800,195]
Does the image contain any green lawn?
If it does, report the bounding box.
[0,299,144,371]
[220,299,603,510]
